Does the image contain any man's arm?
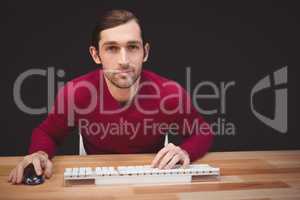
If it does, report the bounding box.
[151,87,214,169]
[178,106,214,162]
[29,83,75,158]
[8,84,74,184]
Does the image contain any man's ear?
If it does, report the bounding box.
[143,43,150,62]
[89,46,101,64]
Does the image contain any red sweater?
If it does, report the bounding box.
[29,69,213,161]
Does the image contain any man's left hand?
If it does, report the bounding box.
[151,143,190,169]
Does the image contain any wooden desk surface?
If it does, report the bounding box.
[0,150,300,200]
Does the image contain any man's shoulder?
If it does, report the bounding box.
[142,70,190,112]
[57,69,102,100]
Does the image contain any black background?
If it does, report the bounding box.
[0,1,298,156]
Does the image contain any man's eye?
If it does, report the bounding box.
[128,45,139,51]
[106,46,118,52]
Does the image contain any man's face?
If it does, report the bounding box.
[97,20,148,88]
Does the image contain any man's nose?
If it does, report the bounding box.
[118,48,129,67]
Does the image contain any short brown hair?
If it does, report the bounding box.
[91,9,145,49]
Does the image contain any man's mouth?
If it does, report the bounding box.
[115,69,134,75]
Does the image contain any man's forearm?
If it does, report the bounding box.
[29,127,57,159]
[179,132,214,162]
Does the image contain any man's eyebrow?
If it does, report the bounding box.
[127,40,142,45]
[102,41,119,46]
[102,40,142,46]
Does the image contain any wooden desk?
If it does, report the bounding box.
[0,150,300,200]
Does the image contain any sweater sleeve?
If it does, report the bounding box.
[178,89,214,162]
[29,84,75,158]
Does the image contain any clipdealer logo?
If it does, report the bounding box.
[13,66,288,135]
[250,66,288,133]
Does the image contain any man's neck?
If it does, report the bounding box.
[104,75,140,104]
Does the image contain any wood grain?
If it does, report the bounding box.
[0,150,299,200]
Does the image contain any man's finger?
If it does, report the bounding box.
[158,150,176,169]
[32,157,42,175]
[16,164,25,184]
[180,150,190,168]
[12,169,17,184]
[39,154,48,169]
[151,146,170,167]
[14,165,21,184]
[181,151,190,168]
[44,160,53,179]
[11,173,16,184]
[165,154,181,169]
[8,169,13,182]
[8,168,15,183]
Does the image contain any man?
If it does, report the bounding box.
[8,9,213,184]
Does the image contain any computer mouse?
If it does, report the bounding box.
[22,163,44,185]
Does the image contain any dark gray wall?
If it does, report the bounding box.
[0,1,298,156]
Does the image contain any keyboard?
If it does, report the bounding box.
[64,164,220,186]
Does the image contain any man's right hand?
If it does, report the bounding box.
[7,151,53,184]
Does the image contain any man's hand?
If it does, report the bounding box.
[151,143,190,169]
[7,151,53,184]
